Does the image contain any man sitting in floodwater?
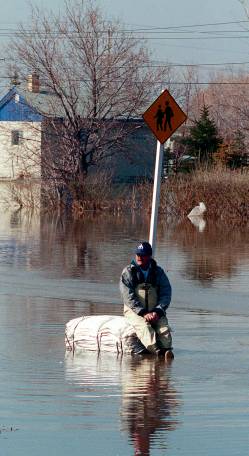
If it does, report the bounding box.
[120,242,174,361]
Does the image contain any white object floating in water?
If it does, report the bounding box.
[187,202,206,218]
[65,315,145,354]
[188,215,206,232]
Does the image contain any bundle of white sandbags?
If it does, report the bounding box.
[65,315,144,354]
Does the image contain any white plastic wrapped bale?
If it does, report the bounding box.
[65,315,145,354]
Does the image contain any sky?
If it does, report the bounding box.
[1,0,249,81]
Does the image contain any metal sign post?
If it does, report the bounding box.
[149,140,164,254]
[143,88,187,256]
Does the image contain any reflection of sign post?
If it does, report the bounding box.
[143,89,187,254]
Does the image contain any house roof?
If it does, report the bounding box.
[0,84,64,120]
[0,82,147,123]
[17,86,64,118]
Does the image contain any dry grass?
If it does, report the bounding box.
[71,171,128,216]
[129,166,249,225]
[51,166,249,225]
[160,166,249,224]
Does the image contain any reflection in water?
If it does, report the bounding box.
[36,212,152,281]
[65,352,180,456]
[188,215,206,232]
[0,200,249,295]
[10,208,22,227]
[37,212,249,288]
[121,357,179,455]
[171,220,249,285]
[0,207,40,269]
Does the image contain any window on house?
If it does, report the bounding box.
[11,130,23,145]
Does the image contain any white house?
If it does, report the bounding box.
[0,75,59,180]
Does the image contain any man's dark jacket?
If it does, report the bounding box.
[120,259,171,317]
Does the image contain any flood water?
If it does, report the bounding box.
[0,197,248,455]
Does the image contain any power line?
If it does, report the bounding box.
[3,59,249,68]
[2,75,249,85]
[0,31,249,40]
[0,18,248,38]
[1,18,249,31]
[150,61,249,67]
[122,19,249,31]
[140,36,249,40]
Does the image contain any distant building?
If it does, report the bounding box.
[0,74,62,180]
[0,75,157,182]
[99,119,156,183]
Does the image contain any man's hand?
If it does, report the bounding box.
[144,312,159,323]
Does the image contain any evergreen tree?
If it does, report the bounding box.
[184,105,222,164]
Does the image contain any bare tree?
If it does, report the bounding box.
[7,0,173,201]
[189,70,249,147]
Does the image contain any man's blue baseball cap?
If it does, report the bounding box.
[135,242,152,256]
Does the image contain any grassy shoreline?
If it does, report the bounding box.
[72,167,248,225]
[160,167,249,223]
[2,167,248,225]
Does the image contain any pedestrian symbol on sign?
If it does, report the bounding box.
[164,101,174,131]
[154,105,164,131]
[143,89,187,144]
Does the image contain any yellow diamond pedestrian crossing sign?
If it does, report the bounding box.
[143,89,187,144]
